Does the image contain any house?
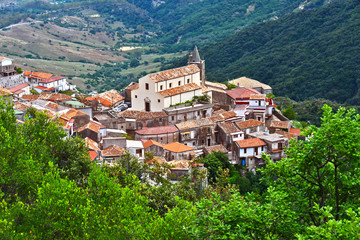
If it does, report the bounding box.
[210,109,240,123]
[102,137,127,150]
[101,145,125,164]
[233,138,267,171]
[235,119,265,136]
[25,71,75,92]
[93,89,124,108]
[143,139,165,157]
[124,82,139,102]
[59,108,90,131]
[39,92,73,103]
[228,77,272,94]
[216,122,244,150]
[163,102,213,125]
[134,125,179,145]
[202,81,228,107]
[117,110,168,137]
[163,142,195,161]
[7,83,30,98]
[76,121,101,142]
[93,112,126,131]
[126,140,145,162]
[226,87,261,108]
[0,57,25,89]
[269,121,292,133]
[131,64,202,112]
[85,137,100,161]
[248,132,288,162]
[246,94,268,122]
[176,118,215,148]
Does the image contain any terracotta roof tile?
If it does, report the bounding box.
[62,108,88,118]
[85,137,100,151]
[250,94,266,100]
[45,102,58,110]
[269,121,290,129]
[205,81,228,90]
[235,119,264,129]
[148,64,200,83]
[0,86,13,96]
[226,87,260,100]
[101,145,125,157]
[136,125,178,135]
[218,122,240,134]
[95,89,124,106]
[21,94,39,102]
[158,83,201,97]
[163,142,194,153]
[289,128,301,135]
[204,144,228,153]
[210,110,237,122]
[117,110,167,120]
[77,121,100,133]
[89,150,98,161]
[7,83,29,93]
[14,102,31,111]
[228,77,272,90]
[125,82,139,90]
[39,76,65,83]
[176,118,214,130]
[236,138,266,148]
[168,159,190,169]
[143,139,164,149]
[25,71,54,80]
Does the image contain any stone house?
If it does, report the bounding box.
[131,64,202,112]
[117,110,168,137]
[163,142,195,161]
[233,138,267,171]
[269,121,291,133]
[248,132,289,162]
[134,125,179,145]
[216,121,244,150]
[93,112,127,131]
[76,121,101,143]
[102,137,127,150]
[60,108,90,131]
[226,87,261,109]
[163,102,213,125]
[176,118,215,149]
[235,119,265,137]
[0,57,25,90]
[143,139,165,157]
[124,82,139,102]
[101,145,125,164]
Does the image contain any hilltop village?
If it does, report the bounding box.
[0,47,302,179]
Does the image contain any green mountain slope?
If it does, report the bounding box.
[200,0,360,104]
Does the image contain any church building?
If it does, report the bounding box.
[131,47,206,112]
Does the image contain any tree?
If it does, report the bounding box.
[282,105,296,120]
[263,105,360,226]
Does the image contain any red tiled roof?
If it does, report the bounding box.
[7,83,29,93]
[25,71,53,80]
[45,102,58,110]
[77,121,100,133]
[218,122,240,134]
[236,138,266,148]
[34,86,51,91]
[101,145,125,157]
[95,90,124,107]
[270,121,290,129]
[125,82,139,90]
[148,64,200,83]
[235,119,264,129]
[118,110,167,120]
[204,144,228,153]
[135,125,178,135]
[85,137,100,151]
[158,83,201,97]
[21,95,39,102]
[143,139,164,149]
[289,128,301,136]
[89,150,98,161]
[250,94,266,100]
[39,75,65,83]
[14,102,31,111]
[163,142,194,153]
[226,87,260,100]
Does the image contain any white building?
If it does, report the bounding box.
[131,64,203,112]
[234,138,267,170]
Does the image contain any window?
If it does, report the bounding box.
[135,95,137,98]
[158,99,161,103]
[193,141,196,146]
[160,137,163,141]
[171,116,175,121]
[234,134,238,138]
[244,148,247,153]
[160,85,163,90]
[187,79,190,83]
[145,83,149,90]
[169,83,172,88]
[178,81,181,86]
[207,128,211,134]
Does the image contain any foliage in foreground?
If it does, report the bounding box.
[1,100,360,239]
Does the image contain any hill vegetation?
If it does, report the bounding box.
[198,0,360,104]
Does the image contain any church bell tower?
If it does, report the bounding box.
[188,46,205,85]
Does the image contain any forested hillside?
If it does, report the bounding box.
[200,0,360,104]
